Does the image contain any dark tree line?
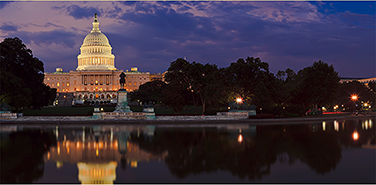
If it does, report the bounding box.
[1,37,56,111]
[131,57,368,116]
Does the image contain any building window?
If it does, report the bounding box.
[47,78,50,80]
[57,82,60,87]
[47,83,50,86]
[74,81,76,85]
[95,80,98,85]
[74,88,77,91]
[57,89,59,92]
[67,83,69,86]
[62,83,65,86]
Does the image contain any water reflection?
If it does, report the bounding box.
[45,125,167,184]
[1,118,375,183]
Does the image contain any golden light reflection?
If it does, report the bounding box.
[131,161,138,168]
[334,120,339,131]
[57,147,60,155]
[238,134,243,143]
[352,131,359,141]
[369,119,373,128]
[322,121,326,131]
[76,142,80,148]
[47,151,50,160]
[96,149,99,156]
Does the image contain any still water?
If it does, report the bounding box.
[1,118,375,183]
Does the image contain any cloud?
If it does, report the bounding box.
[0,22,19,32]
[5,29,78,48]
[0,1,11,10]
[53,4,101,20]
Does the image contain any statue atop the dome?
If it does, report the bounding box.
[94,13,98,22]
[119,72,126,89]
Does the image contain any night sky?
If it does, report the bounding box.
[1,1,375,78]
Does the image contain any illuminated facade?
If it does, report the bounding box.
[43,14,151,105]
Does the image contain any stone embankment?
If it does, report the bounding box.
[0,113,374,125]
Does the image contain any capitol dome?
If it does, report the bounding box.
[76,14,116,71]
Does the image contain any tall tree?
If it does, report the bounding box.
[293,60,340,110]
[224,57,277,107]
[0,37,49,110]
[129,80,167,104]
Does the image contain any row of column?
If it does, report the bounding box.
[82,75,112,85]
[78,57,114,66]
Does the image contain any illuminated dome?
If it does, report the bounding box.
[76,13,116,71]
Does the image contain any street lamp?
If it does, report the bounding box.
[351,94,359,111]
[236,97,243,104]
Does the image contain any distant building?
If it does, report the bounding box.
[44,14,161,105]
[340,77,376,86]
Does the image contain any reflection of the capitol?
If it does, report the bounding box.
[44,125,167,184]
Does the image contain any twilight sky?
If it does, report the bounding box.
[0,1,375,78]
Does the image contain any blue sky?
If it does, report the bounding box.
[0,1,375,78]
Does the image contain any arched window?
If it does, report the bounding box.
[107,94,111,99]
[90,94,93,99]
[112,94,116,98]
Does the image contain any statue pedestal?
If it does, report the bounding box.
[114,89,132,112]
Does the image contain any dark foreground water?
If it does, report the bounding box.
[1,118,375,183]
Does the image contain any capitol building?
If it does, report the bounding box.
[44,14,163,106]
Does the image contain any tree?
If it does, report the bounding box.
[336,80,375,111]
[164,58,200,113]
[0,37,49,110]
[164,58,226,114]
[224,57,277,107]
[129,80,167,104]
[292,60,340,110]
[160,83,188,114]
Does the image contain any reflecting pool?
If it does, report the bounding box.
[1,118,375,183]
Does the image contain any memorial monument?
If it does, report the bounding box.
[114,72,132,112]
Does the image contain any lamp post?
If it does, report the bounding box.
[351,94,358,112]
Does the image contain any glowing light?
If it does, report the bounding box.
[131,161,138,168]
[351,95,358,101]
[352,131,359,141]
[96,149,99,156]
[322,121,326,131]
[334,120,339,131]
[236,98,243,103]
[238,134,243,143]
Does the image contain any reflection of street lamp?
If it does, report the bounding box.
[352,131,359,141]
